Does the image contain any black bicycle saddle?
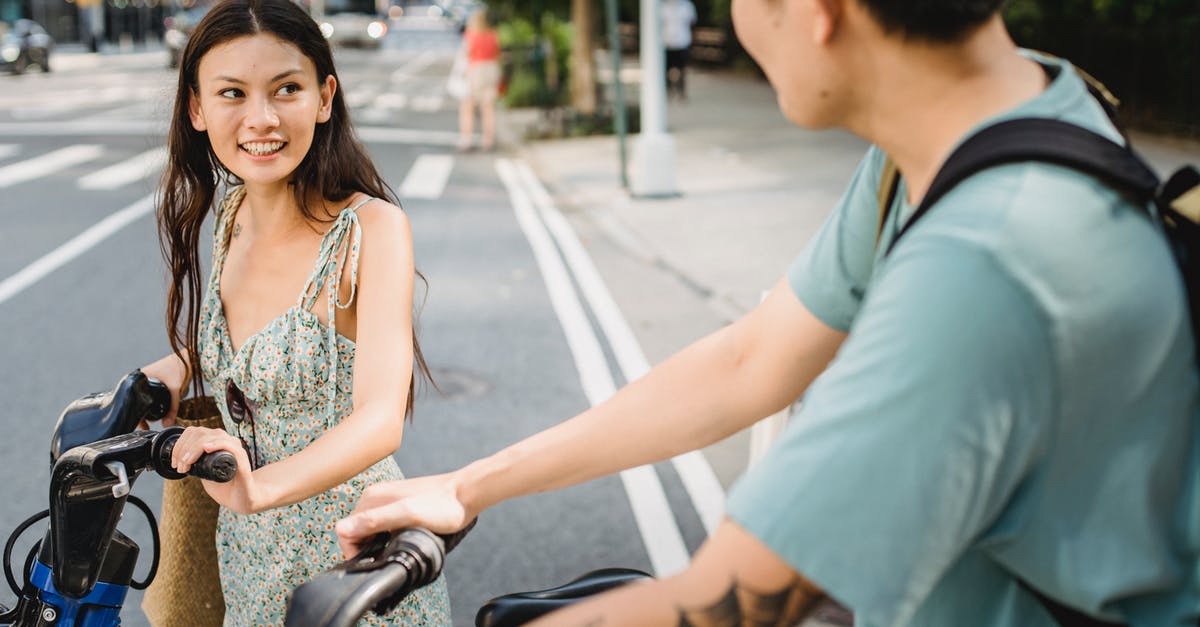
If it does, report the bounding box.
[475,567,653,627]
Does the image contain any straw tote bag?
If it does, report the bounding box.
[142,396,226,626]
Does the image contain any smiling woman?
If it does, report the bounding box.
[140,0,450,624]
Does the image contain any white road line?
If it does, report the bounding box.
[78,98,166,123]
[411,94,444,112]
[356,127,460,147]
[11,104,86,120]
[10,86,134,120]
[0,121,166,136]
[0,145,105,189]
[78,147,167,190]
[373,93,409,110]
[513,161,727,537]
[358,108,392,124]
[0,194,155,306]
[0,145,18,160]
[347,87,381,108]
[399,154,454,199]
[496,158,692,577]
[390,50,438,83]
[0,123,459,146]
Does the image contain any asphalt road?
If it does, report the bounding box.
[0,21,714,626]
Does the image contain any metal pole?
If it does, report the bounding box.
[604,0,628,190]
[630,0,677,197]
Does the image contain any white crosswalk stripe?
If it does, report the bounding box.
[9,86,142,120]
[355,90,450,121]
[78,147,168,190]
[0,145,19,161]
[346,87,382,108]
[0,145,105,189]
[373,93,408,109]
[399,154,454,199]
[390,50,439,83]
[410,94,444,112]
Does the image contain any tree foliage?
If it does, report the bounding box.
[1004,0,1199,135]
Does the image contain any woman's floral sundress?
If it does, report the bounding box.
[197,186,451,626]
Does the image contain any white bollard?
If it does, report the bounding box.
[630,0,678,197]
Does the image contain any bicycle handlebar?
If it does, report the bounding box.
[49,428,235,598]
[283,520,476,627]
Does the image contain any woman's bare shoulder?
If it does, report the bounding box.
[353,197,412,246]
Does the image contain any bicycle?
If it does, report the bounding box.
[0,370,648,627]
[0,371,235,627]
[0,370,480,627]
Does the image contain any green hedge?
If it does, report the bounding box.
[1004,0,1200,136]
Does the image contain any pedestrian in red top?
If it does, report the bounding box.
[456,9,500,152]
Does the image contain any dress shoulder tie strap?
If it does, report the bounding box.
[295,195,372,416]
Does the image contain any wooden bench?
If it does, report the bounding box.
[615,23,735,66]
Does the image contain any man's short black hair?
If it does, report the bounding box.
[857,0,1008,42]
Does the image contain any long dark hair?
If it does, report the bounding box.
[158,0,432,419]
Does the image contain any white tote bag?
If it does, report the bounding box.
[446,46,469,100]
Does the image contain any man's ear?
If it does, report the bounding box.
[188,89,207,132]
[317,75,337,123]
[811,0,843,45]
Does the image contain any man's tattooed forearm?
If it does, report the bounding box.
[677,577,823,627]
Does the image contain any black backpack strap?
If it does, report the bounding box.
[884,117,1160,257]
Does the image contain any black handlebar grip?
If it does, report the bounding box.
[440,518,477,554]
[152,428,237,483]
[189,450,237,482]
[140,373,174,423]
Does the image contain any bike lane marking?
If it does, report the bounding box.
[512,160,727,537]
[0,193,155,306]
[496,157,692,577]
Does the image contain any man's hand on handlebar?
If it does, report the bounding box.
[335,473,471,559]
[171,425,262,515]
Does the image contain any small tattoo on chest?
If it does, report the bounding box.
[233,223,242,238]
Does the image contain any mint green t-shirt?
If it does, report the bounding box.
[726,53,1200,626]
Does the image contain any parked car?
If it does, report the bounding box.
[0,19,53,75]
[319,0,387,48]
[164,4,210,68]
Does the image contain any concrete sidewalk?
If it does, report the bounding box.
[506,66,1200,490]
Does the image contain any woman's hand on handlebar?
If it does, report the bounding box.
[335,473,472,558]
[171,425,263,515]
[139,352,190,428]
